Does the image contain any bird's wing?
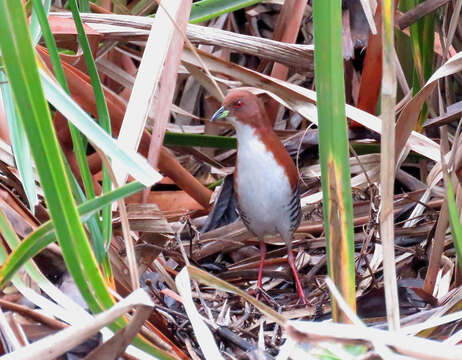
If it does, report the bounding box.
[288,185,302,234]
[236,202,252,230]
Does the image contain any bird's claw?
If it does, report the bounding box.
[253,287,275,305]
[296,295,308,306]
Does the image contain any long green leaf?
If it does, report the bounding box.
[69,0,113,259]
[0,208,167,360]
[164,132,236,149]
[39,70,161,187]
[444,173,462,269]
[32,0,96,203]
[0,214,94,324]
[78,0,90,12]
[0,4,176,359]
[0,182,144,288]
[0,72,38,211]
[30,0,51,45]
[189,0,262,23]
[401,0,435,129]
[0,0,109,313]
[313,0,356,322]
[30,0,106,267]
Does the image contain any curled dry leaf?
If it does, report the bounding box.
[395,51,462,166]
[181,47,440,163]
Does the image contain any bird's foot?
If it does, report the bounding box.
[256,287,271,302]
[295,294,308,306]
[294,281,308,306]
[251,287,275,305]
[287,248,307,306]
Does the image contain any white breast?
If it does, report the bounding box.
[233,121,294,239]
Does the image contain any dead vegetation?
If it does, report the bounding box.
[1,0,462,359]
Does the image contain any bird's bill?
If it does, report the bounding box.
[210,106,229,122]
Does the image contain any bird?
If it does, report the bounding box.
[210,89,305,304]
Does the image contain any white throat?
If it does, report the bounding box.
[232,119,256,141]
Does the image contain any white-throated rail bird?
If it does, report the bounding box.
[210,89,305,304]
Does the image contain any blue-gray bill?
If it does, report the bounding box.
[210,106,229,122]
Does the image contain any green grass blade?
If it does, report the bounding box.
[39,71,160,187]
[0,72,38,211]
[189,0,262,23]
[32,0,95,200]
[68,0,113,255]
[30,0,106,264]
[0,215,96,327]
[0,0,110,313]
[30,0,51,45]
[0,199,173,359]
[443,172,462,270]
[0,3,183,357]
[313,0,356,322]
[400,0,435,129]
[416,12,434,128]
[78,0,90,12]
[131,0,155,15]
[0,182,144,288]
[164,132,237,149]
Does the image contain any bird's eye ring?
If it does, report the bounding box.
[234,100,243,108]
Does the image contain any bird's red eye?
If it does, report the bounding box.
[234,100,243,108]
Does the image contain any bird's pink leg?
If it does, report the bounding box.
[287,248,307,305]
[256,240,266,300]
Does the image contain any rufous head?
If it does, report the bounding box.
[210,89,271,128]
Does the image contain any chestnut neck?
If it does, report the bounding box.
[233,120,299,190]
